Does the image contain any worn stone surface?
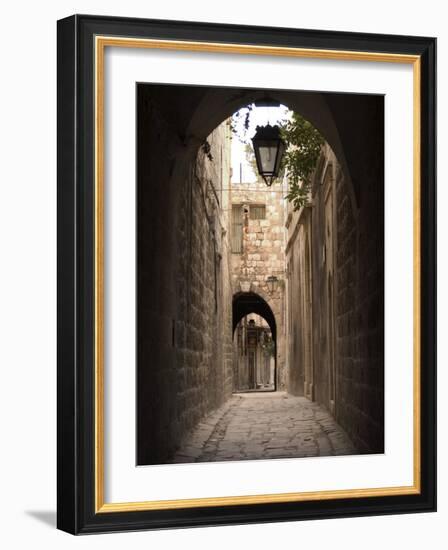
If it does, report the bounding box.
[170,392,356,463]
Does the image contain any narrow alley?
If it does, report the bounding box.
[170,392,356,463]
[137,83,385,466]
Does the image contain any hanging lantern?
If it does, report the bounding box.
[251,124,286,186]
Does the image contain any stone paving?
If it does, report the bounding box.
[169,392,357,463]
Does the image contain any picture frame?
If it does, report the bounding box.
[57,14,436,534]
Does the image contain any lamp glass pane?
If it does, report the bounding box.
[274,141,286,174]
[258,144,278,174]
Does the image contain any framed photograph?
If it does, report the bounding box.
[57,14,436,534]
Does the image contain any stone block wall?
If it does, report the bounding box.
[286,139,384,454]
[285,219,311,397]
[137,85,234,464]
[334,137,384,453]
[309,152,339,414]
[231,180,287,389]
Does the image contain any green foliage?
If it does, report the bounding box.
[280,113,324,210]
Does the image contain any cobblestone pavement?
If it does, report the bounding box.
[170,392,357,463]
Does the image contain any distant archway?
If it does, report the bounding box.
[233,292,278,390]
[233,292,277,341]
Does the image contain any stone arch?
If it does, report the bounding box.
[232,291,278,391]
[140,82,384,217]
[232,291,277,342]
[141,84,376,213]
[186,88,349,183]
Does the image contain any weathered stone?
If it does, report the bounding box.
[137,113,234,465]
[170,393,356,463]
[286,143,384,454]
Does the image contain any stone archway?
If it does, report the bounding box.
[137,83,384,213]
[233,291,277,340]
[232,292,278,391]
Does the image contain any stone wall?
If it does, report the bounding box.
[334,107,385,452]
[286,141,384,454]
[231,180,287,390]
[309,150,339,414]
[137,85,234,464]
[285,216,312,398]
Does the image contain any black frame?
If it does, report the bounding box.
[57,14,436,534]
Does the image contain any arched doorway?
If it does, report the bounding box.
[232,292,277,392]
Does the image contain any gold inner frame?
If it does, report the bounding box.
[94,36,421,513]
